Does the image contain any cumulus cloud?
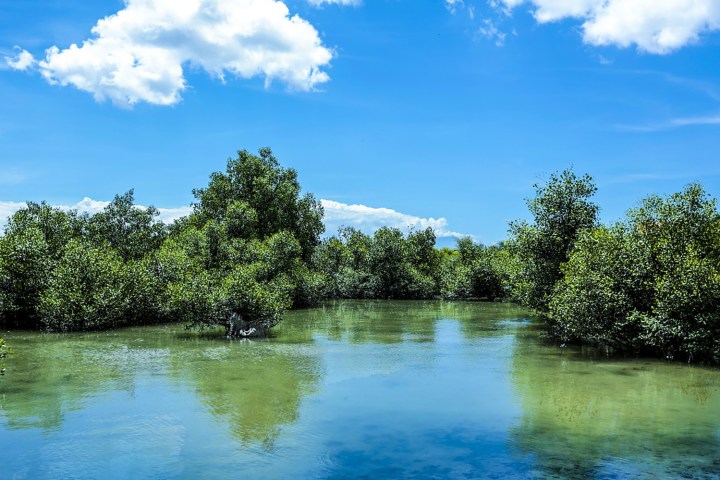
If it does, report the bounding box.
[0,202,27,227]
[1,197,471,240]
[5,48,36,71]
[15,0,333,106]
[0,198,192,230]
[500,0,720,53]
[321,199,471,239]
[155,206,195,223]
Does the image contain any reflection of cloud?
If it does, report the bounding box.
[11,0,332,106]
[321,199,472,239]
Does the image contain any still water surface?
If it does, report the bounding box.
[1,301,719,479]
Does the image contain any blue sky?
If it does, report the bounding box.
[2,0,720,245]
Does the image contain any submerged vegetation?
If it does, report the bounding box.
[1,147,719,362]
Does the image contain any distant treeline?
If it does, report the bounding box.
[1,148,719,362]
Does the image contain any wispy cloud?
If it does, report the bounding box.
[616,114,720,132]
[307,0,360,6]
[9,0,333,107]
[601,171,710,185]
[445,0,465,15]
[0,168,27,185]
[477,18,507,46]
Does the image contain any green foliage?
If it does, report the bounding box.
[0,148,325,336]
[0,224,52,328]
[444,238,508,300]
[4,202,82,259]
[313,227,445,300]
[508,169,599,310]
[157,148,325,335]
[86,190,167,261]
[191,148,324,262]
[0,203,83,328]
[38,240,163,331]
[550,184,720,362]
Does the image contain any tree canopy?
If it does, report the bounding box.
[507,169,599,311]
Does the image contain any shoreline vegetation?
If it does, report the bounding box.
[1,148,719,363]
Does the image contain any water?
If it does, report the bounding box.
[1,301,719,479]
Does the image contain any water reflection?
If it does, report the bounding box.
[511,327,720,479]
[175,342,321,448]
[0,333,141,431]
[279,300,530,344]
[2,302,720,479]
[0,328,322,453]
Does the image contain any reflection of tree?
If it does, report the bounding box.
[278,300,532,344]
[178,343,320,448]
[0,334,136,431]
[511,331,720,479]
[0,328,322,454]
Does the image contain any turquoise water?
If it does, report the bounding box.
[1,301,719,479]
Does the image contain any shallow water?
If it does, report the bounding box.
[1,301,719,479]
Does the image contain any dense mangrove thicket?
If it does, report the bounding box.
[0,148,505,336]
[509,171,720,363]
[0,148,327,336]
[2,148,720,361]
[550,184,720,362]
[311,227,507,301]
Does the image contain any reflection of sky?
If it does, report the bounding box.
[284,319,530,479]
[2,305,720,479]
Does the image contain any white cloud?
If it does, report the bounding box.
[307,0,360,6]
[1,197,472,240]
[321,199,472,239]
[0,198,193,230]
[18,0,333,106]
[0,202,27,228]
[446,0,465,14]
[500,0,720,53]
[5,48,36,71]
[478,18,507,46]
[155,206,194,223]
